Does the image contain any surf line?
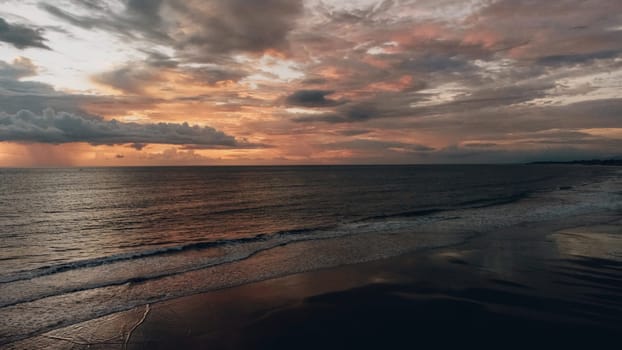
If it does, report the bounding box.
[124,303,151,349]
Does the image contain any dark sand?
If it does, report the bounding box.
[6,211,622,349]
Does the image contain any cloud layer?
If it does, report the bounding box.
[0,0,621,164]
[0,109,242,148]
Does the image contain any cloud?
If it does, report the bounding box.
[91,58,248,95]
[338,129,372,136]
[92,62,165,94]
[42,0,304,58]
[0,17,50,50]
[293,103,380,123]
[0,109,256,149]
[462,142,498,148]
[129,142,147,150]
[0,57,72,110]
[292,80,555,124]
[3,0,622,165]
[0,57,38,79]
[0,58,117,117]
[170,0,304,56]
[285,90,342,107]
[322,139,435,153]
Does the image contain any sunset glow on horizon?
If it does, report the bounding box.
[1,0,621,166]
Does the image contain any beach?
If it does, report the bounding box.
[2,0,622,347]
[1,165,621,348]
[6,207,621,349]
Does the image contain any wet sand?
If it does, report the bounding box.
[6,211,622,349]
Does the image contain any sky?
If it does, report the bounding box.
[0,0,621,166]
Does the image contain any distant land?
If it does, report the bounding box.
[529,159,622,166]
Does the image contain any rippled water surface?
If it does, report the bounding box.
[1,165,620,344]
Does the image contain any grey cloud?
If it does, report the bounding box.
[0,109,251,149]
[12,0,622,164]
[321,139,434,153]
[301,78,328,85]
[537,50,621,66]
[285,90,342,107]
[0,57,38,80]
[129,142,148,150]
[469,0,622,63]
[39,4,98,30]
[294,80,554,124]
[0,58,67,104]
[293,104,376,123]
[338,129,372,136]
[43,0,304,57]
[0,17,50,50]
[317,0,396,24]
[397,55,475,74]
[462,142,498,148]
[144,51,179,68]
[187,66,247,85]
[92,63,164,94]
[395,98,622,149]
[0,58,248,121]
[171,0,303,56]
[68,0,113,12]
[40,1,171,42]
[0,58,119,116]
[92,60,247,94]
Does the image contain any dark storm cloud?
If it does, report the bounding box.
[285,90,342,107]
[0,109,248,148]
[0,17,50,50]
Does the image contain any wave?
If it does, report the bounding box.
[0,220,414,309]
[1,175,620,346]
[0,191,534,285]
[0,236,293,308]
[0,230,280,284]
[361,191,531,221]
[456,191,531,209]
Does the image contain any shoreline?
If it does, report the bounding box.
[1,166,618,341]
[6,209,622,349]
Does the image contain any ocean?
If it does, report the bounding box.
[1,165,621,344]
